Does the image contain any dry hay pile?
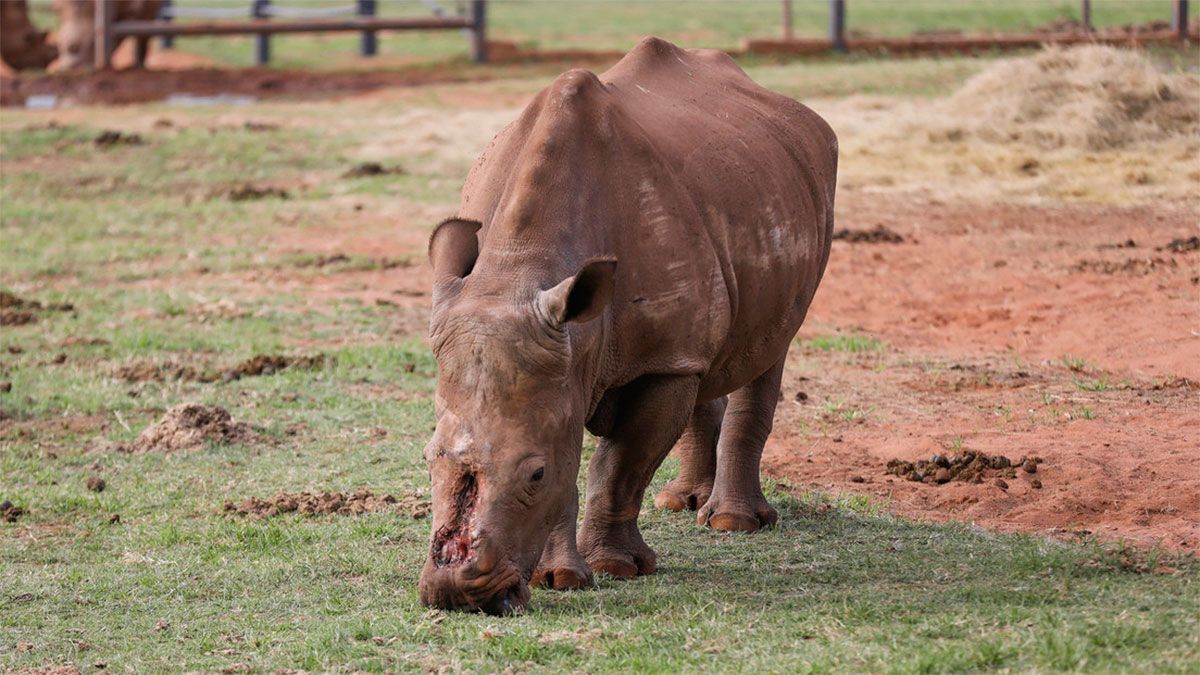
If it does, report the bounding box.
[942,45,1199,151]
[122,403,255,453]
[824,45,1200,204]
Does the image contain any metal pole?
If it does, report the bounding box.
[160,0,175,48]
[94,0,116,69]
[829,0,846,53]
[1173,0,1190,40]
[358,0,377,56]
[253,0,271,66]
[469,0,487,63]
[782,0,793,40]
[1080,0,1092,33]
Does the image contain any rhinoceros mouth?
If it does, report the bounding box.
[432,473,478,567]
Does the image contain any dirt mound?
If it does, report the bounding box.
[214,184,290,202]
[832,225,904,244]
[1072,256,1177,275]
[944,45,1199,151]
[2,499,26,522]
[887,450,1042,487]
[115,359,211,383]
[1,290,73,326]
[114,354,324,383]
[93,130,143,147]
[222,354,325,382]
[342,161,406,178]
[1165,236,1199,253]
[223,489,429,519]
[124,404,254,453]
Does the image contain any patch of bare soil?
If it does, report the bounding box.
[762,192,1200,552]
[2,499,26,522]
[93,129,143,147]
[120,404,255,453]
[0,290,73,326]
[114,359,211,383]
[343,161,406,178]
[223,488,429,519]
[113,353,324,383]
[218,183,291,202]
[832,224,905,244]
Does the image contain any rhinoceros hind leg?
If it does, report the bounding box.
[654,396,725,512]
[697,358,784,533]
[579,374,699,578]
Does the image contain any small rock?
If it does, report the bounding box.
[994,478,1009,490]
[794,391,809,402]
[931,454,950,468]
[86,476,106,492]
[0,381,11,393]
[934,468,951,484]
[1022,459,1038,474]
[1030,478,1043,489]
[849,475,865,483]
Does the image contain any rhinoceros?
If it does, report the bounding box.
[52,0,161,70]
[418,37,837,614]
[0,0,57,71]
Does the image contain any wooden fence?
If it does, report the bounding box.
[95,0,487,68]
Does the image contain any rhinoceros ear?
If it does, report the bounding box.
[428,218,482,280]
[537,257,618,327]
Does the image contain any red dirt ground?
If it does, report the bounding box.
[764,192,1199,552]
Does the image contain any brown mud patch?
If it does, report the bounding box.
[342,161,406,178]
[223,489,429,519]
[0,290,74,326]
[93,129,143,147]
[2,499,26,522]
[114,353,325,384]
[832,224,905,243]
[118,404,255,453]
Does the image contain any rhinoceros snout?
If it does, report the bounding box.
[418,557,530,616]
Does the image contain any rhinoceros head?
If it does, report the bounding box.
[417,218,615,614]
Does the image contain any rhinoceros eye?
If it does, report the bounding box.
[531,467,545,482]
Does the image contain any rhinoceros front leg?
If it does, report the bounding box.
[654,396,726,512]
[696,358,785,533]
[579,374,699,578]
[531,489,593,590]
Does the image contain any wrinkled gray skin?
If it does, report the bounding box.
[419,37,837,615]
[52,0,161,70]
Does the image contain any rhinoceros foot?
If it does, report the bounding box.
[697,492,779,533]
[654,478,713,512]
[579,520,657,579]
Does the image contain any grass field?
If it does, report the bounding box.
[4,47,1199,670]
[25,0,1176,69]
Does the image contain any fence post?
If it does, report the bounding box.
[358,0,377,56]
[1173,0,1190,40]
[469,0,487,63]
[160,0,175,48]
[94,0,115,69]
[829,0,846,52]
[1080,0,1092,32]
[782,0,793,40]
[253,0,271,66]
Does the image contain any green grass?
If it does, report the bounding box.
[3,53,1199,672]
[802,334,887,354]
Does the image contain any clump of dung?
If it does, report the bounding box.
[943,45,1199,151]
[223,489,429,519]
[887,450,1043,486]
[124,403,255,453]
